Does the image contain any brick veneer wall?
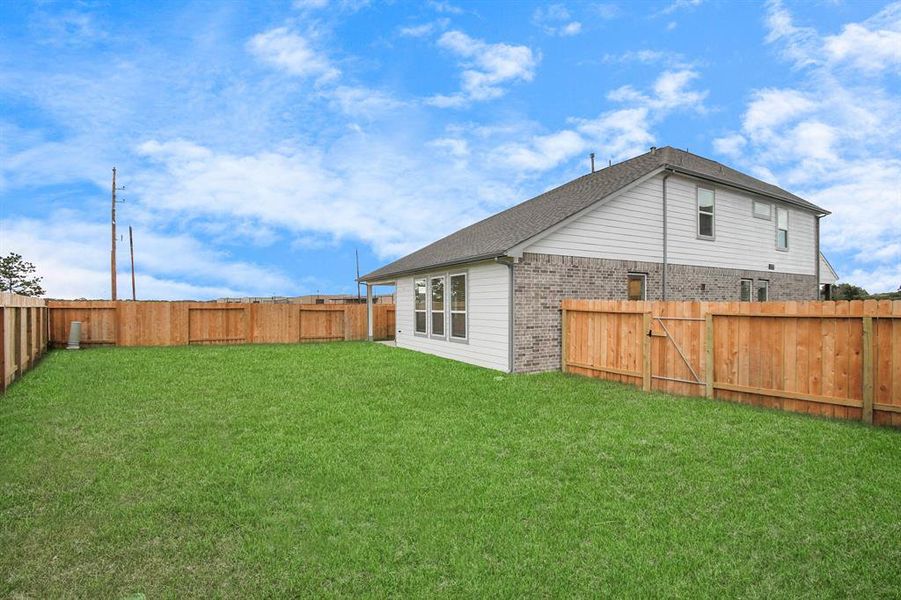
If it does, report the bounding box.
[512,252,817,373]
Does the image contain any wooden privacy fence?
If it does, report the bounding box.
[561,299,901,427]
[47,301,395,348]
[1,292,50,392]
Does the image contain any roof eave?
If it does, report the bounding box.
[358,252,507,283]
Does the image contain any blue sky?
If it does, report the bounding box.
[1,0,898,298]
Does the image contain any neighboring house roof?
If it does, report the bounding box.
[819,252,839,285]
[361,146,830,282]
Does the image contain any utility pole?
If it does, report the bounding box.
[129,225,136,301]
[111,167,117,300]
[110,168,126,300]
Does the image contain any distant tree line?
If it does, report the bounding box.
[829,282,901,301]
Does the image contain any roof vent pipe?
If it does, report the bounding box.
[590,152,595,173]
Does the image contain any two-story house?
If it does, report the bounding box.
[360,146,834,373]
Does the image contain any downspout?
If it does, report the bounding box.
[662,169,672,300]
[495,256,515,373]
[815,215,821,300]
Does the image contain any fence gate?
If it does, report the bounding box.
[647,303,708,397]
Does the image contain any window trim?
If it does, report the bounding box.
[776,207,789,251]
[448,271,468,343]
[696,185,716,240]
[752,200,772,220]
[740,278,753,302]
[429,275,446,339]
[756,279,769,302]
[627,272,647,301]
[413,278,428,336]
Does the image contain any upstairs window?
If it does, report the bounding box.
[753,200,771,220]
[450,273,467,340]
[413,278,427,334]
[740,279,753,302]
[627,273,647,301]
[757,280,769,302]
[776,208,789,250]
[697,186,715,239]
[430,276,445,337]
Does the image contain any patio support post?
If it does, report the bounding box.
[366,283,374,341]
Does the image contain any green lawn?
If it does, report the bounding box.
[1,343,900,598]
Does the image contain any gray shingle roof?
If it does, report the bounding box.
[361,146,829,282]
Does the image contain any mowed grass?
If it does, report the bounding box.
[1,343,900,598]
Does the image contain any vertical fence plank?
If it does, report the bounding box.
[14,308,22,378]
[862,316,874,424]
[561,307,568,373]
[642,312,651,391]
[705,312,714,399]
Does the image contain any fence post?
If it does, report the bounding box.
[642,312,651,392]
[705,312,714,399]
[0,307,6,393]
[862,316,874,424]
[560,307,567,373]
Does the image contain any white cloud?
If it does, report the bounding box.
[399,19,449,38]
[427,30,539,107]
[713,1,901,292]
[652,69,707,110]
[0,212,294,299]
[132,133,528,261]
[326,85,407,117]
[712,133,746,158]
[764,0,824,68]
[247,27,340,82]
[293,0,329,8]
[659,0,702,15]
[593,3,620,20]
[842,263,901,295]
[607,69,707,112]
[823,3,901,73]
[492,68,706,172]
[603,49,668,64]
[561,22,583,36]
[742,88,814,136]
[429,137,470,158]
[533,4,583,36]
[428,0,463,15]
[496,130,587,171]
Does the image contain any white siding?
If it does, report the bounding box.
[525,176,664,262]
[664,175,816,274]
[395,260,510,371]
[524,173,817,275]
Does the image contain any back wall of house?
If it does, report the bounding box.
[512,252,816,373]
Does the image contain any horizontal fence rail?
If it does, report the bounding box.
[1,292,50,392]
[47,301,395,349]
[562,299,901,427]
